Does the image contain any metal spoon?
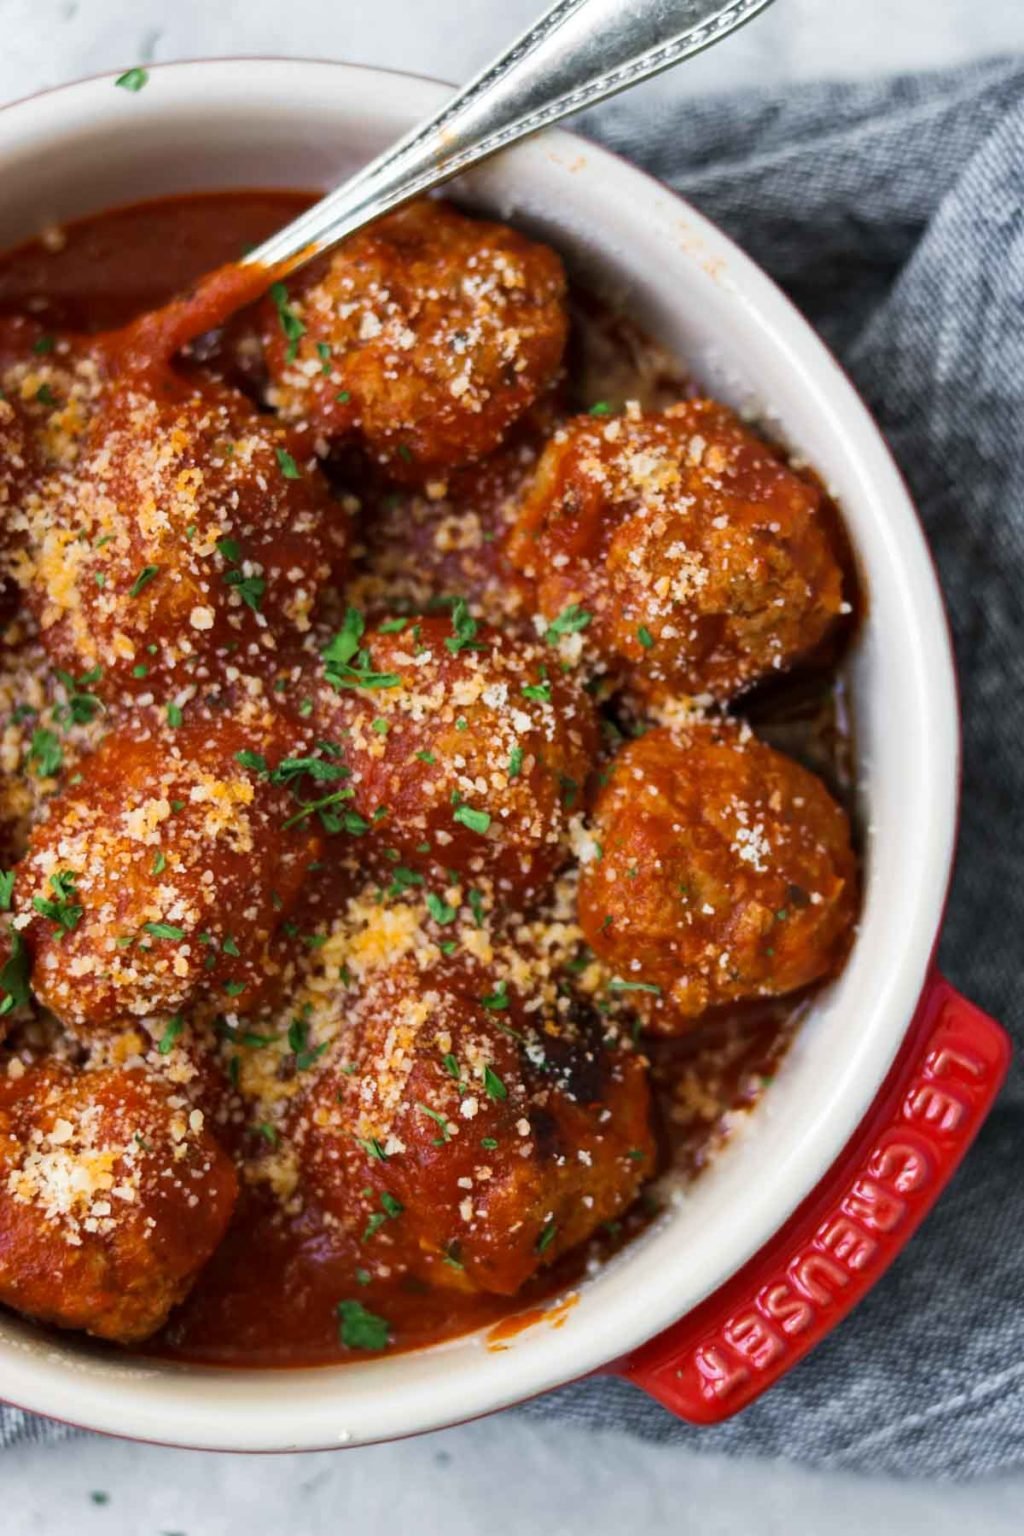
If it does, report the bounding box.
[122,0,776,359]
[251,0,775,276]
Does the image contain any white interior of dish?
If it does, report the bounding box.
[0,60,958,1451]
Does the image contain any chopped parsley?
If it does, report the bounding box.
[426,891,457,926]
[443,1053,464,1086]
[288,1016,328,1072]
[235,749,269,776]
[545,604,591,642]
[417,1102,451,1144]
[507,745,523,779]
[608,978,662,995]
[444,597,483,655]
[273,755,349,786]
[129,564,160,598]
[275,446,301,480]
[157,1016,185,1055]
[0,870,14,910]
[32,870,82,932]
[224,567,265,612]
[269,281,306,362]
[535,1220,557,1253]
[54,666,103,726]
[282,790,363,835]
[481,980,509,1012]
[166,701,183,727]
[337,1299,390,1352]
[384,866,423,899]
[636,625,654,650]
[363,1192,404,1242]
[521,681,552,704]
[28,727,62,778]
[142,921,185,941]
[483,1065,508,1101]
[453,803,490,835]
[323,608,402,691]
[115,67,149,92]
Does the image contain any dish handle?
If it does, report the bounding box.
[616,973,1011,1424]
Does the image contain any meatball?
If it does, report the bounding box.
[258,200,568,481]
[0,1059,236,1342]
[308,610,598,901]
[19,367,348,696]
[577,722,857,1031]
[297,956,653,1295]
[18,716,321,1030]
[508,400,845,701]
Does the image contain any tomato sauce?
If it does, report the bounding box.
[0,192,856,1368]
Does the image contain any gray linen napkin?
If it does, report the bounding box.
[522,57,1024,1478]
[3,59,1023,1474]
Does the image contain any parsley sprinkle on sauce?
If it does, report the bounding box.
[426,892,458,925]
[275,446,301,480]
[483,1065,508,1101]
[337,1300,390,1352]
[453,803,490,835]
[545,604,591,642]
[142,921,185,941]
[269,281,306,362]
[129,564,160,598]
[157,1016,185,1055]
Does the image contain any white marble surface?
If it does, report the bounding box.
[2,2,1024,1530]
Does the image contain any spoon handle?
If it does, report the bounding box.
[247,0,775,274]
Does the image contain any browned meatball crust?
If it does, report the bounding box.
[258,199,568,481]
[577,722,857,1031]
[508,400,845,701]
[306,610,597,902]
[18,716,321,1030]
[296,955,654,1295]
[15,367,347,696]
[0,1059,236,1342]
